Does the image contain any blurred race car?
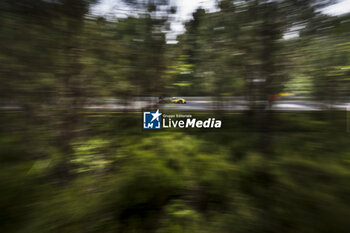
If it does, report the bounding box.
[159,97,187,104]
[267,93,295,101]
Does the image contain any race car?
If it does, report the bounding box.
[159,97,187,104]
[267,93,295,101]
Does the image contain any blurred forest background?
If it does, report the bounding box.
[0,0,350,233]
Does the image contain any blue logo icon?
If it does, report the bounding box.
[143,110,162,129]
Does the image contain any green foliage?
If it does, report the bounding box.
[1,113,349,233]
[1,0,350,232]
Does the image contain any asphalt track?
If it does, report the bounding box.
[2,97,350,112]
[84,97,350,112]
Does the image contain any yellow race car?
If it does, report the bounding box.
[159,97,187,104]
